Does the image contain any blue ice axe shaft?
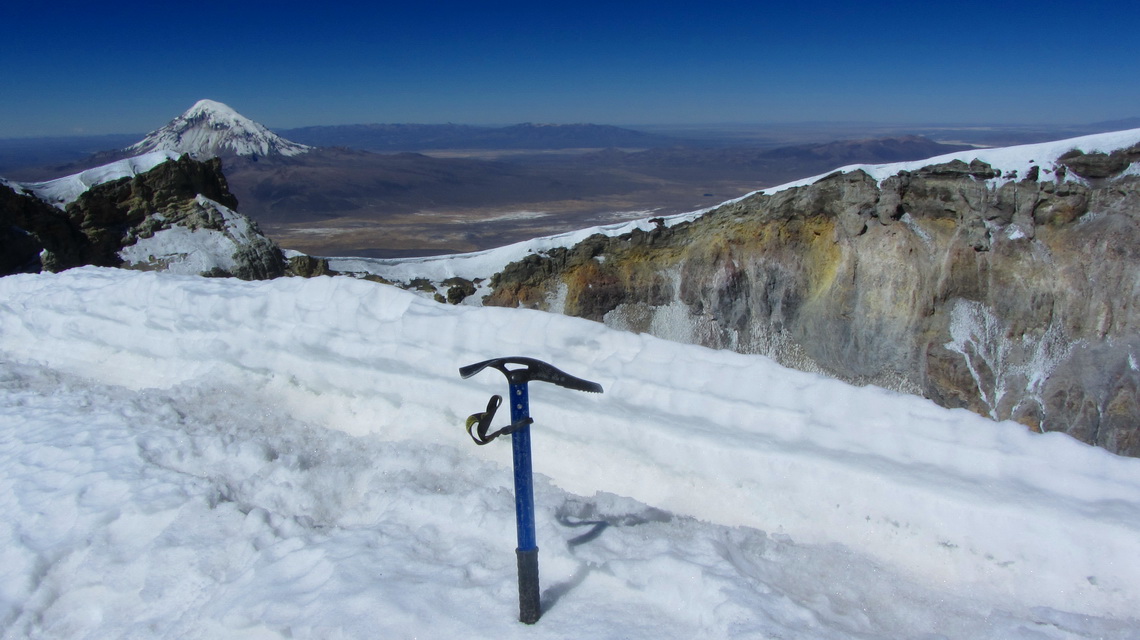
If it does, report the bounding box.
[459,357,602,624]
[508,379,540,623]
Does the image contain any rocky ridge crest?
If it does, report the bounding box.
[485,143,1140,456]
[1,155,289,279]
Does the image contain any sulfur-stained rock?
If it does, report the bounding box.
[485,158,1140,457]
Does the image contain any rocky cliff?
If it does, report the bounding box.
[486,143,1140,456]
[0,181,89,274]
[1,155,287,279]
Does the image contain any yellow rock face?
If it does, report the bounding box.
[487,166,1140,456]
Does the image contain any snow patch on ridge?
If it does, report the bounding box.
[327,206,715,286]
[8,151,181,208]
[761,127,1140,195]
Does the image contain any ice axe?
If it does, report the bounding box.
[459,357,603,624]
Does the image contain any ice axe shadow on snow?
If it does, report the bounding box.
[541,499,675,611]
[554,498,674,547]
[459,357,603,625]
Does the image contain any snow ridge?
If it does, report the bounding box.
[124,99,311,159]
[762,127,1140,195]
[7,150,181,209]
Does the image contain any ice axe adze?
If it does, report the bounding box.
[459,357,603,624]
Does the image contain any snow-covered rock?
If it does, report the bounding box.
[117,194,286,279]
[1,153,286,278]
[7,150,182,209]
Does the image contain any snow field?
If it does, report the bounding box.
[2,268,1140,638]
[2,361,969,639]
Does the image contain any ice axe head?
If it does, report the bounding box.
[459,356,603,393]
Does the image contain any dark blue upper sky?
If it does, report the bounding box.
[3,0,1137,137]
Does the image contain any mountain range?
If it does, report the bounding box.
[4,100,982,257]
[275,121,684,151]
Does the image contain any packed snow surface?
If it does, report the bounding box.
[1,268,1138,639]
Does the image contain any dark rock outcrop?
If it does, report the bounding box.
[443,277,477,304]
[0,184,89,272]
[1057,144,1140,180]
[67,156,245,266]
[2,155,287,279]
[286,254,334,278]
[486,161,1140,457]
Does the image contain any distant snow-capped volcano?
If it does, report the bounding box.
[124,99,311,159]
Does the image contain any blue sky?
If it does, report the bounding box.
[3,1,1138,137]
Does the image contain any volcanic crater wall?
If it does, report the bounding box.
[486,148,1140,456]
